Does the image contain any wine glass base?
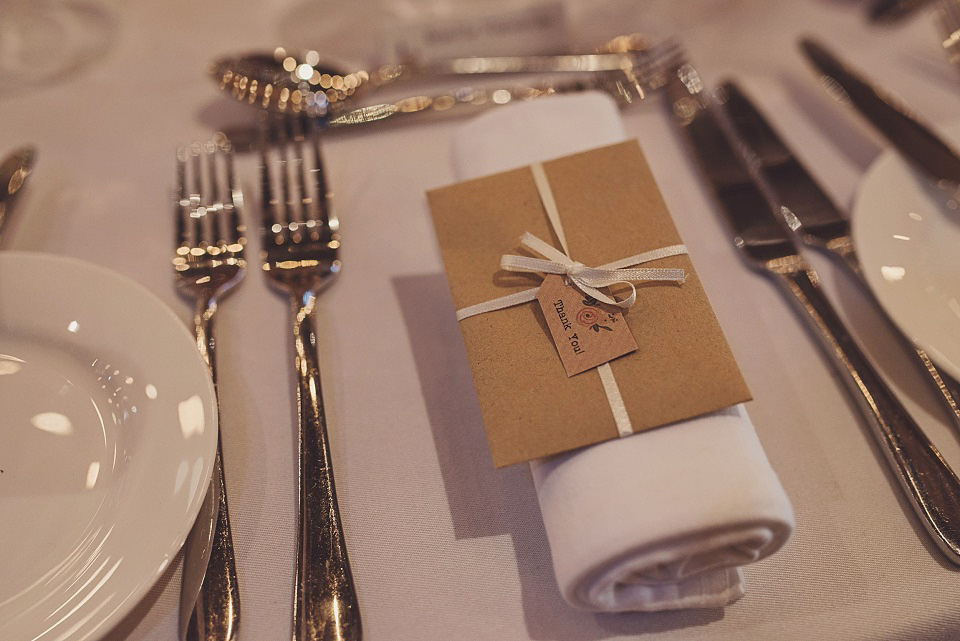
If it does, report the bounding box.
[0,0,118,97]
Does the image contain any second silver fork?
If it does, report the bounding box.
[174,139,244,641]
[258,115,361,641]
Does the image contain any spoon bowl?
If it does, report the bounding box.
[209,47,394,118]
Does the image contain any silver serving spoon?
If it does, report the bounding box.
[0,146,36,242]
[211,34,678,122]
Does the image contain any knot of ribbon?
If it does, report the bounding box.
[500,232,687,309]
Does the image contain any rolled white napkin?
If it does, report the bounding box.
[451,93,795,612]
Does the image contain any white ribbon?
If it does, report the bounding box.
[455,162,689,438]
[502,232,687,307]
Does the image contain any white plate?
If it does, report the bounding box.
[853,123,960,382]
[0,252,217,641]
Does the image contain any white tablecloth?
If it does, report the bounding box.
[4,0,960,639]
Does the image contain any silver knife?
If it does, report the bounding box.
[800,37,960,183]
[0,146,36,241]
[667,62,960,564]
[719,79,960,432]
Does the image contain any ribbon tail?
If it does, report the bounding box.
[597,363,633,437]
[456,288,539,321]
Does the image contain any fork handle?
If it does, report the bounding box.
[290,295,361,641]
[774,267,960,562]
[182,298,241,641]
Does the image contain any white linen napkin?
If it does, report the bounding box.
[450,93,795,613]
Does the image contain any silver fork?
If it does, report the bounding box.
[174,138,244,641]
[258,115,360,641]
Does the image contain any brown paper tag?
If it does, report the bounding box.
[536,274,637,376]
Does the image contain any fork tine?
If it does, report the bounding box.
[220,140,245,249]
[208,142,232,249]
[275,119,295,229]
[199,141,226,249]
[188,144,206,251]
[289,116,312,234]
[307,121,337,235]
[176,146,191,253]
[259,122,281,242]
[203,141,223,247]
[189,142,212,249]
[212,149,227,248]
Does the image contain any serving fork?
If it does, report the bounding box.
[258,115,360,641]
[173,139,244,641]
[218,36,684,127]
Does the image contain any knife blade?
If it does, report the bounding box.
[800,37,960,184]
[666,62,960,564]
[0,145,36,241]
[717,82,852,256]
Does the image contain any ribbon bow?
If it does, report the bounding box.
[500,232,687,308]
[455,164,690,323]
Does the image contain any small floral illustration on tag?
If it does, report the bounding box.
[536,275,638,377]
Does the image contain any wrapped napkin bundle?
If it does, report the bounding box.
[446,93,795,612]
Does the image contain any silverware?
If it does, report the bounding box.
[800,38,960,184]
[258,116,360,641]
[214,35,682,123]
[174,139,244,641]
[212,34,665,111]
[667,62,960,564]
[719,80,960,435]
[0,145,35,241]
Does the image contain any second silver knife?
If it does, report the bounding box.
[800,37,960,184]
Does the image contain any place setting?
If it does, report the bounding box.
[5,1,960,640]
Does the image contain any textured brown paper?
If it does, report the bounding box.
[536,274,637,377]
[427,140,751,467]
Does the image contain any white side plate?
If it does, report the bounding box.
[853,124,960,382]
[0,251,217,641]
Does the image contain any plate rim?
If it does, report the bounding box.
[852,123,960,381]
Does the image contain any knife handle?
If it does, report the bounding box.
[774,266,960,562]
